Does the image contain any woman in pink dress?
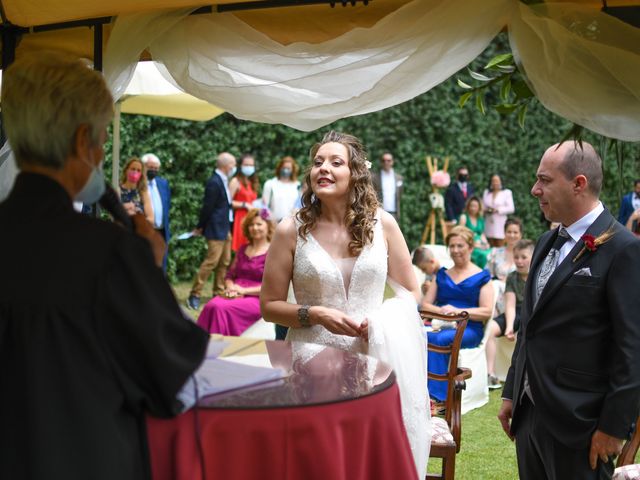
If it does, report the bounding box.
[482,174,515,247]
[197,208,273,335]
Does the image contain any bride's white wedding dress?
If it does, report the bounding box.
[287,211,430,477]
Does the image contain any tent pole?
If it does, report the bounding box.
[112,102,121,188]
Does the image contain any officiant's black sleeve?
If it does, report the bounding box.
[97,233,208,417]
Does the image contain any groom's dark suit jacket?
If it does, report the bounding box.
[503,209,640,449]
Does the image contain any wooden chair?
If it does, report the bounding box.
[420,309,472,480]
[612,416,640,480]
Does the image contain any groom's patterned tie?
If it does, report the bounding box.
[535,227,570,305]
[523,227,570,404]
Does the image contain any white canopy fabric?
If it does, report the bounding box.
[101,0,640,140]
[120,62,224,121]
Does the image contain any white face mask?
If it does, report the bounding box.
[75,157,105,204]
[0,144,18,203]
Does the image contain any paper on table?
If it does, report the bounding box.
[198,358,285,395]
[176,231,194,240]
[206,339,229,359]
[177,358,286,410]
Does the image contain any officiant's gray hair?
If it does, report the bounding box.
[557,141,603,197]
[1,51,113,169]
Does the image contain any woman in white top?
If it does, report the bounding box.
[482,174,515,247]
[262,156,301,222]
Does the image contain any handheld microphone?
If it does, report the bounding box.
[99,182,134,231]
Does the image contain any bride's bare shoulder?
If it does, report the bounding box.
[272,216,298,248]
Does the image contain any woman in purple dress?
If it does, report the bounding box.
[197,208,273,335]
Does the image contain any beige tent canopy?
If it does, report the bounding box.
[0,1,632,60]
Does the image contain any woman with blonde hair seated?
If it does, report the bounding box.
[420,226,493,406]
[197,208,273,335]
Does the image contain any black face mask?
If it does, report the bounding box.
[458,174,468,182]
[147,170,158,181]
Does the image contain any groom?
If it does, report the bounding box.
[498,141,640,479]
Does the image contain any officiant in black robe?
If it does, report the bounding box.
[0,52,208,480]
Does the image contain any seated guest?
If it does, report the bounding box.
[119,157,154,224]
[485,239,534,389]
[486,217,523,281]
[458,195,490,268]
[412,245,441,295]
[197,208,273,335]
[420,226,493,405]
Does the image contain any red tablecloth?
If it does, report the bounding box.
[147,382,417,480]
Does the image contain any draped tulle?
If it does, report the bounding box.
[368,278,430,478]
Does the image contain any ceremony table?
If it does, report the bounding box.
[147,337,418,480]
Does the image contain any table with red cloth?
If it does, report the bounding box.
[147,338,418,480]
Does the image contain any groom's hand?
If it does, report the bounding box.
[497,399,514,441]
[589,430,623,470]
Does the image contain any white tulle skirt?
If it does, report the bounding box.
[368,279,430,478]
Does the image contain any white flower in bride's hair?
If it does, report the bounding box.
[364,160,372,169]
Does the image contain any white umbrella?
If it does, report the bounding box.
[112,61,224,185]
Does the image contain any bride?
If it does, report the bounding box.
[260,131,429,477]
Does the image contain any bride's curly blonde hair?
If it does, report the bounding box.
[296,131,379,256]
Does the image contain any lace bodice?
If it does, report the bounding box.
[287,211,387,353]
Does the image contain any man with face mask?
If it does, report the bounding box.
[186,152,237,310]
[445,166,475,224]
[0,53,208,480]
[142,153,171,271]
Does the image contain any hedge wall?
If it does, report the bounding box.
[105,37,640,282]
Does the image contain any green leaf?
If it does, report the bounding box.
[500,78,511,102]
[496,64,516,74]
[476,94,486,115]
[494,103,519,114]
[512,79,534,99]
[468,69,493,82]
[457,78,473,90]
[484,53,513,70]
[459,92,473,108]
[517,104,528,129]
[558,123,584,145]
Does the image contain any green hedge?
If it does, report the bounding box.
[104,38,640,282]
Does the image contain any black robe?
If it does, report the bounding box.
[0,173,208,480]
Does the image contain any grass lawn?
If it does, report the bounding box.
[448,390,518,479]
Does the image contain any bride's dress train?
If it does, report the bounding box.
[287,212,430,477]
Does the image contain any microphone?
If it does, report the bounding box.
[99,182,134,231]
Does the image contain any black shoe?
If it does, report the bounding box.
[186,295,200,310]
[488,374,502,390]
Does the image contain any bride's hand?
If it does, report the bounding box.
[313,306,361,337]
[359,318,369,342]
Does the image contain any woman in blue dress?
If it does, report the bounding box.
[420,225,494,404]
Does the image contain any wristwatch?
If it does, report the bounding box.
[298,305,311,327]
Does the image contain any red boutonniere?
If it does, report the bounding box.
[573,229,615,262]
[582,234,597,252]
